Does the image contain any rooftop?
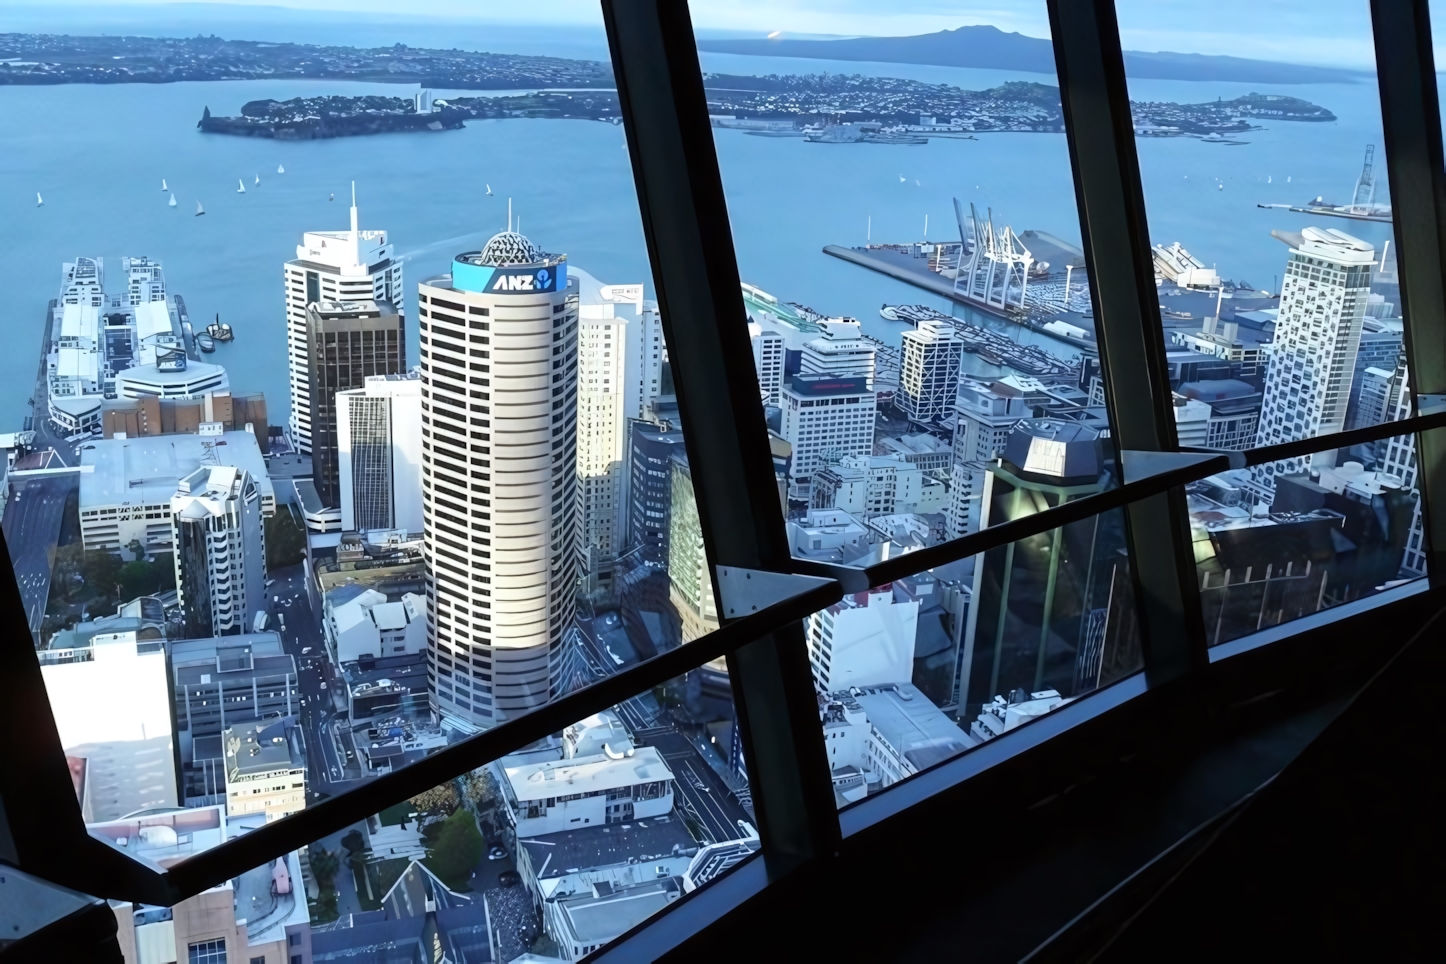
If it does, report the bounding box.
[518,814,697,879]
[506,746,674,804]
[831,682,977,771]
[224,717,305,778]
[80,430,272,509]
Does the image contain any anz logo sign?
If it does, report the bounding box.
[490,265,562,293]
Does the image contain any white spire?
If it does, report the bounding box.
[508,198,513,233]
[350,180,360,263]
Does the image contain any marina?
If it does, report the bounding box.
[881,304,1079,379]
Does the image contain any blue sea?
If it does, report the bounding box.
[0,39,1399,426]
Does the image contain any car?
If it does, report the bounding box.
[487,846,507,860]
[301,646,312,655]
[498,870,521,887]
[264,579,276,588]
[320,682,327,690]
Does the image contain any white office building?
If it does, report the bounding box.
[325,586,427,664]
[572,269,663,583]
[115,360,230,400]
[80,430,274,556]
[285,189,404,453]
[781,373,877,501]
[336,372,425,534]
[501,746,675,837]
[819,683,974,804]
[419,230,579,731]
[806,585,921,693]
[749,323,787,405]
[946,378,1030,541]
[800,318,876,387]
[1251,227,1374,497]
[810,454,944,517]
[172,465,267,638]
[899,319,963,423]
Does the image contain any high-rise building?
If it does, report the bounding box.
[626,421,686,562]
[419,230,579,731]
[1251,227,1373,497]
[749,323,786,405]
[572,269,663,587]
[899,319,963,424]
[336,372,424,535]
[1172,394,1212,448]
[1380,366,1426,576]
[61,256,105,307]
[667,452,715,643]
[946,378,1029,542]
[285,188,404,455]
[303,299,407,520]
[171,465,267,638]
[960,420,1121,713]
[806,585,921,693]
[781,373,877,501]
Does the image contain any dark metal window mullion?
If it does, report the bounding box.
[1047,0,1210,682]
[601,0,842,869]
[1371,0,1446,584]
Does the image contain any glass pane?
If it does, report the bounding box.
[1115,1,1400,466]
[1193,430,1427,648]
[802,499,1141,809]
[89,806,318,957]
[691,3,1116,561]
[6,8,710,822]
[301,673,753,961]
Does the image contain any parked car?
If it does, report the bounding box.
[487,846,507,861]
[498,870,521,887]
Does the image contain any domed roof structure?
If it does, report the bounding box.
[477,231,542,266]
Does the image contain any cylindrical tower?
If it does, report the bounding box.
[419,231,578,730]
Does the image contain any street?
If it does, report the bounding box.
[3,474,76,642]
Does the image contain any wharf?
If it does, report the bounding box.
[823,244,1097,354]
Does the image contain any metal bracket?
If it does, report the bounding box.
[1416,394,1446,417]
[715,566,837,619]
[1122,449,1237,484]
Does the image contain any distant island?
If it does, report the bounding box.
[696,25,1369,86]
[0,32,613,89]
[197,79,1334,141]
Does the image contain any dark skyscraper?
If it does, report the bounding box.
[305,299,406,510]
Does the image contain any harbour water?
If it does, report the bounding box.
[0,43,1399,424]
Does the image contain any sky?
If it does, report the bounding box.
[0,1,1403,70]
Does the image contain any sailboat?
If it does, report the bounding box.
[161,178,168,191]
[237,179,246,194]
[168,193,177,208]
[36,193,43,207]
[254,174,261,186]
[1268,175,1273,184]
[195,201,205,216]
[329,193,334,201]
[277,163,285,174]
[486,184,493,196]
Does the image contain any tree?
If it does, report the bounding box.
[423,809,483,890]
[265,511,306,571]
[409,782,460,816]
[462,769,500,812]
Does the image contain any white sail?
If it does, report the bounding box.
[169,193,177,207]
[237,179,246,193]
[36,193,43,206]
[255,174,261,185]
[195,201,205,216]
[161,178,168,191]
[277,164,285,174]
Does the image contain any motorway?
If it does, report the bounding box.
[3,474,77,642]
